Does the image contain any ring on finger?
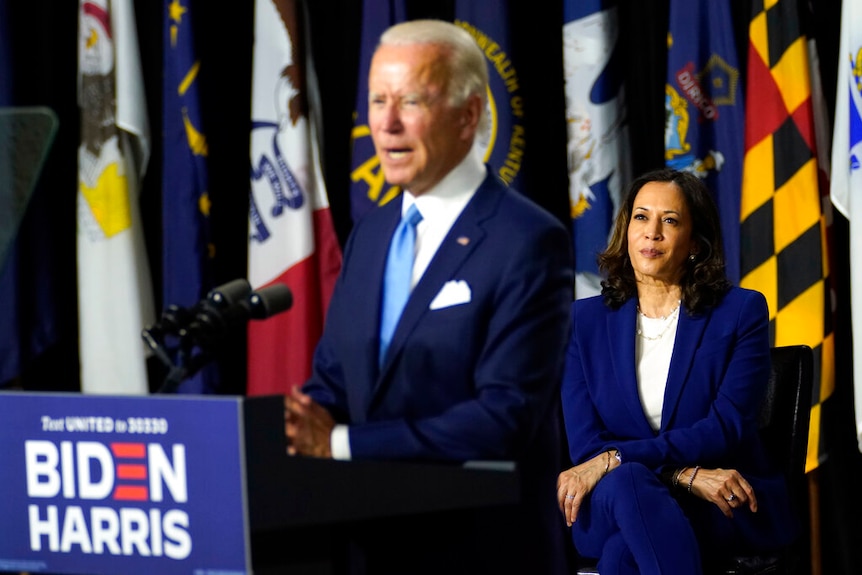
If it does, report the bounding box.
[726,493,736,502]
[565,495,575,500]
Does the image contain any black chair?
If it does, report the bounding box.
[574,345,814,575]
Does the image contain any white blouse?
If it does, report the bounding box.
[635,305,681,431]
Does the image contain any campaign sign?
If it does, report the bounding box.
[0,392,250,575]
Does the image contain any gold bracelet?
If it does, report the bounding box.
[672,467,686,488]
[603,450,611,476]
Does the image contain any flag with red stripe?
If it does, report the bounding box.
[248,0,342,395]
[739,0,834,471]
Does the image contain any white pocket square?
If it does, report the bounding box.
[429,280,472,310]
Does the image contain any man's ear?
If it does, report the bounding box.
[460,94,483,138]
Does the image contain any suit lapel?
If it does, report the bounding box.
[608,299,656,435]
[374,172,499,400]
[608,299,711,434]
[660,305,708,430]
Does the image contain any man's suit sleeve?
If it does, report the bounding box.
[300,226,358,424]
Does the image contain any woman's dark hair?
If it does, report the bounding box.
[598,168,731,314]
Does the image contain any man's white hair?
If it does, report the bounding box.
[379,19,489,132]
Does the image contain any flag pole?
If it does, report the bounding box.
[808,470,822,574]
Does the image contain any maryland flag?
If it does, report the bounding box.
[77,0,154,394]
[740,0,834,471]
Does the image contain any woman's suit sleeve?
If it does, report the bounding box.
[561,299,620,465]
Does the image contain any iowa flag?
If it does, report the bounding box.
[740,0,834,471]
[162,0,217,393]
[563,0,631,299]
[77,0,154,394]
[248,0,342,396]
[829,0,862,451]
[348,0,406,222]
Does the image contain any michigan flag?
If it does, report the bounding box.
[666,0,743,284]
[77,0,154,394]
[829,0,862,451]
[162,0,217,393]
[248,0,342,396]
[740,0,834,471]
[454,0,527,193]
[348,0,407,222]
[563,0,631,299]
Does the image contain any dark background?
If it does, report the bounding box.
[3,0,859,572]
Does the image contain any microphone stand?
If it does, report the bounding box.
[142,322,217,394]
[141,279,293,394]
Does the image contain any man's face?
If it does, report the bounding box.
[368,43,478,196]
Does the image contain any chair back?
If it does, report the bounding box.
[748,345,814,575]
[759,345,813,513]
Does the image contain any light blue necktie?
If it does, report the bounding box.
[379,204,423,366]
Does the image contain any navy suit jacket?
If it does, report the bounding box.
[304,168,574,573]
[562,287,798,552]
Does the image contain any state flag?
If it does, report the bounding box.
[248,0,342,395]
[77,0,154,394]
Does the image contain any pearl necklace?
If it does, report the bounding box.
[636,302,681,341]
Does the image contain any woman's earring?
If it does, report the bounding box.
[689,254,696,262]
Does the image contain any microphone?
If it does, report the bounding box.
[142,280,294,383]
[143,279,293,393]
[180,281,293,347]
[147,278,251,337]
[207,278,252,307]
[247,282,293,319]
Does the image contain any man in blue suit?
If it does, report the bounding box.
[284,18,573,575]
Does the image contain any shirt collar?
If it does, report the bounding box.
[400,150,485,217]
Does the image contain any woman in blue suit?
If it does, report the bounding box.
[557,169,798,574]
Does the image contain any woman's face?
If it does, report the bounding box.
[626,181,697,287]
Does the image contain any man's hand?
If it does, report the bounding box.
[284,387,335,458]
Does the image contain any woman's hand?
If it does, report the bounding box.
[557,451,617,527]
[688,467,757,518]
